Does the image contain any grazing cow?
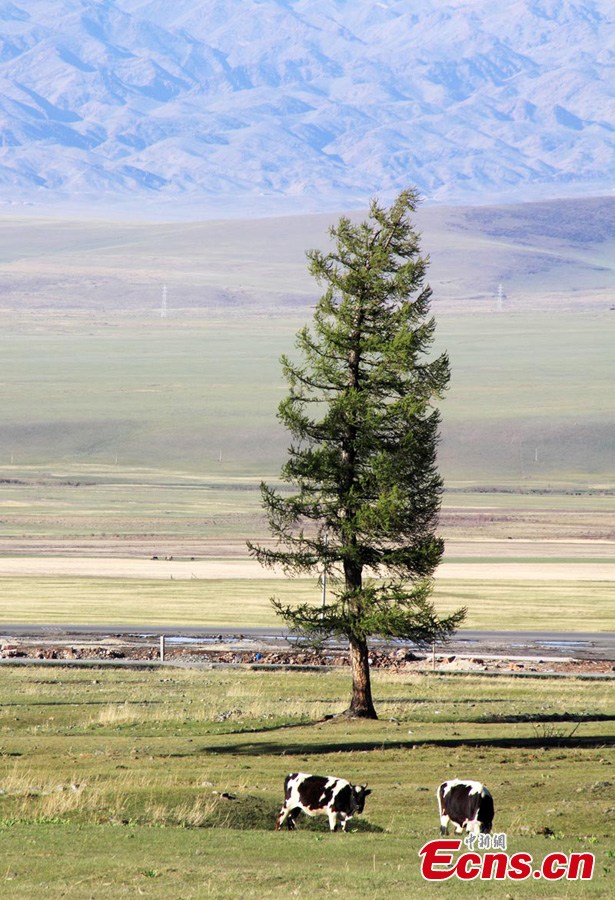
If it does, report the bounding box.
[437,779,494,835]
[276,773,371,832]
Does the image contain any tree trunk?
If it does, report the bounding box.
[347,635,378,719]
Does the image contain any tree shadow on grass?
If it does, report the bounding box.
[201,734,615,757]
[216,711,615,738]
[476,712,615,724]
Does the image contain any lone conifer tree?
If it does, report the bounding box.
[248,189,465,718]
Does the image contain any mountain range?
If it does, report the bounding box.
[0,0,613,218]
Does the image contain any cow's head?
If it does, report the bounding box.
[352,784,371,813]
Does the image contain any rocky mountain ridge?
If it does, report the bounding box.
[0,0,612,217]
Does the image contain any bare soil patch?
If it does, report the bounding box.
[1,633,613,677]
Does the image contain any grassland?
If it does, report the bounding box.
[0,204,613,896]
[0,574,613,632]
[0,218,612,606]
[0,307,612,634]
[0,665,613,898]
[0,311,613,485]
[0,203,613,564]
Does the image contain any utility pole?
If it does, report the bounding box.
[497,283,504,312]
[320,530,329,617]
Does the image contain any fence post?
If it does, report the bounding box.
[160,635,165,662]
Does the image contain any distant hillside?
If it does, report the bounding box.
[0,309,613,486]
[0,197,613,487]
[0,0,613,217]
[0,197,612,315]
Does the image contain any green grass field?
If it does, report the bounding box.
[0,310,612,637]
[0,666,613,898]
[0,206,613,896]
[1,311,613,484]
[0,575,613,631]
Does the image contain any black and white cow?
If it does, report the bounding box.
[437,779,494,835]
[276,772,371,832]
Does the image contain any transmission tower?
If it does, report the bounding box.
[497,283,504,312]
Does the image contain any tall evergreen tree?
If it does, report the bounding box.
[248,189,465,719]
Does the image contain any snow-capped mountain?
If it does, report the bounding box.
[0,0,612,217]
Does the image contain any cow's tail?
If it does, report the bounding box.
[479,788,495,832]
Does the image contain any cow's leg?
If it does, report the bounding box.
[276,804,289,830]
[340,814,350,832]
[328,810,339,832]
[439,814,449,836]
[286,808,300,830]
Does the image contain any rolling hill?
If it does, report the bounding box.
[0,197,613,486]
[0,196,612,314]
